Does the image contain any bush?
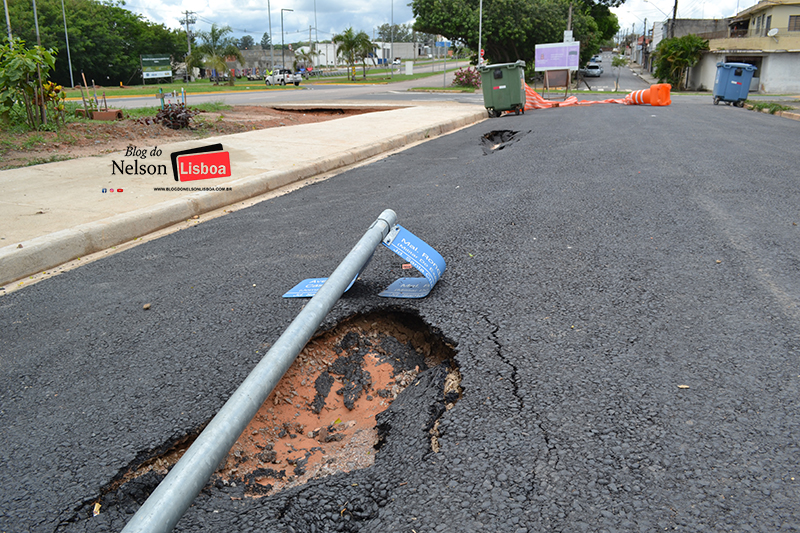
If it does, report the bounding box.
[452,67,481,89]
[155,103,199,129]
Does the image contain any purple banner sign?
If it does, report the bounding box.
[534,41,581,71]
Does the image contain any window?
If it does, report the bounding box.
[790,15,800,31]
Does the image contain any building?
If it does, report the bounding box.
[689,0,800,93]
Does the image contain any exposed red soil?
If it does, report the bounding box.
[0,105,383,170]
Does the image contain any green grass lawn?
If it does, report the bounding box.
[63,64,469,98]
[63,79,301,100]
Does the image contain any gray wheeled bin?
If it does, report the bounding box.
[713,62,756,107]
[478,60,527,117]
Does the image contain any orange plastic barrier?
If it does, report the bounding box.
[521,83,671,112]
[624,84,672,106]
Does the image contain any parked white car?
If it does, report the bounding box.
[265,69,302,86]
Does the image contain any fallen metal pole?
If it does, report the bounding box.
[122,209,398,533]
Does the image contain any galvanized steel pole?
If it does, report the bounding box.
[121,209,398,533]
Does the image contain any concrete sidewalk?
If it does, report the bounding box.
[0,103,487,287]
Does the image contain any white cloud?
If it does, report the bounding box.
[124,0,416,42]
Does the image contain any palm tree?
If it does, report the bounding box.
[187,24,245,85]
[357,36,376,79]
[294,48,319,72]
[333,28,371,81]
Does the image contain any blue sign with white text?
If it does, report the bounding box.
[282,224,445,299]
[379,225,445,298]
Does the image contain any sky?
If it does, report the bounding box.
[121,0,418,44]
[120,0,763,45]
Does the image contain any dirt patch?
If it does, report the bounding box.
[108,312,460,501]
[0,106,385,170]
[217,312,459,498]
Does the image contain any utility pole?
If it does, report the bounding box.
[180,11,196,55]
[567,3,573,31]
[642,18,647,67]
[671,0,678,38]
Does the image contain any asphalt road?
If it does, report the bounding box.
[2,95,799,532]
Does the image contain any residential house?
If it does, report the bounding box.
[689,0,800,93]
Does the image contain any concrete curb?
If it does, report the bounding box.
[0,108,487,286]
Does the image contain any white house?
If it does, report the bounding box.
[688,0,800,93]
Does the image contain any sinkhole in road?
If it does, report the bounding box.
[112,311,460,503]
[481,129,528,155]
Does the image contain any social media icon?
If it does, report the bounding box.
[102,188,107,193]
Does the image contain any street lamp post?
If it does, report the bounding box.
[3,0,12,47]
[60,0,74,87]
[281,8,293,69]
[390,0,394,78]
[268,0,274,70]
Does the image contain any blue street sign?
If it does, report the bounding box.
[283,225,445,299]
[379,225,445,298]
[283,252,374,298]
[435,41,452,48]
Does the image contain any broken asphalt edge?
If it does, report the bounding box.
[0,108,488,287]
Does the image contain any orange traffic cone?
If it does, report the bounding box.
[624,83,672,106]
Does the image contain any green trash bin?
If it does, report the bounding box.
[478,60,527,117]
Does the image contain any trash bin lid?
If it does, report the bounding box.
[478,60,526,71]
[716,62,757,71]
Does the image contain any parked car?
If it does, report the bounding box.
[580,63,603,77]
[265,68,302,86]
[392,58,401,65]
[591,54,602,62]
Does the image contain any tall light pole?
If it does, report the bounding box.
[390,0,394,78]
[3,0,12,47]
[32,0,46,125]
[60,0,74,87]
[478,0,483,65]
[281,8,292,69]
[267,0,274,70]
[313,0,318,53]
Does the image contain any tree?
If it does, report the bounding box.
[238,35,255,49]
[294,48,318,70]
[260,32,271,49]
[5,0,187,86]
[357,36,375,78]
[0,38,65,128]
[412,0,618,66]
[611,53,628,91]
[652,34,709,90]
[187,24,245,85]
[376,23,411,42]
[332,28,371,80]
